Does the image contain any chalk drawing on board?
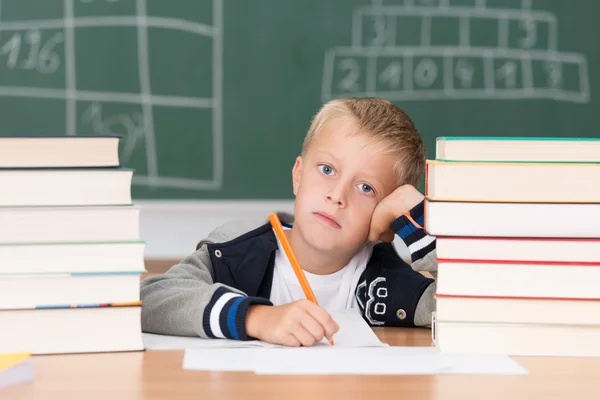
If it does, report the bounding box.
[323,0,590,103]
[0,0,223,190]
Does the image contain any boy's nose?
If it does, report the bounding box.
[326,184,347,208]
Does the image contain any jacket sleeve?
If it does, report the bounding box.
[140,245,271,340]
[390,200,437,327]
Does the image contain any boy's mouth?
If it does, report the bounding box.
[313,212,341,229]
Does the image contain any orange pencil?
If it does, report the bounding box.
[268,213,334,346]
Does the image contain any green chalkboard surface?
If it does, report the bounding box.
[0,0,597,199]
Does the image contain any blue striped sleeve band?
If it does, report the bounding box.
[390,201,436,263]
[202,286,272,341]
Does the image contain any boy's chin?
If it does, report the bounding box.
[306,239,341,253]
[304,231,362,253]
[300,228,338,249]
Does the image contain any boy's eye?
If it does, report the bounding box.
[358,183,374,194]
[318,164,335,176]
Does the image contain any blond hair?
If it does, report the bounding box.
[301,97,425,187]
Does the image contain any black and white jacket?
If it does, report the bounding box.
[140,201,437,341]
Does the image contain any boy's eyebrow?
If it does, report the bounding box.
[313,150,340,163]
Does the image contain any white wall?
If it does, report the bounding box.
[138,200,411,262]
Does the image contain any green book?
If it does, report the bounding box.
[436,136,600,163]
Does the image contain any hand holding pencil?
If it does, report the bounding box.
[244,213,339,347]
[246,300,338,347]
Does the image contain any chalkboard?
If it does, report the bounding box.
[0,0,597,199]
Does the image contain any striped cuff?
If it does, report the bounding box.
[390,201,436,262]
[202,287,272,341]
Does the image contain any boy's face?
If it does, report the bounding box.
[292,117,399,255]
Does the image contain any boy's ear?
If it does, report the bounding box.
[292,156,303,196]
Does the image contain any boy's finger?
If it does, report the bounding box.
[292,324,318,347]
[299,312,326,342]
[368,228,379,242]
[368,216,388,242]
[304,302,338,337]
[280,334,301,347]
[368,217,380,238]
[368,221,383,241]
[380,230,395,242]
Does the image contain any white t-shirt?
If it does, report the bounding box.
[269,227,374,312]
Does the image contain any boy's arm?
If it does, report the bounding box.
[368,185,437,328]
[389,200,437,327]
[140,245,271,340]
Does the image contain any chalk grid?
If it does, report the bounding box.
[323,0,590,103]
[0,0,223,190]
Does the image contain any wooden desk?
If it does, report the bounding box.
[6,328,600,400]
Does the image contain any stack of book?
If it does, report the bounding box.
[0,136,144,355]
[426,137,600,357]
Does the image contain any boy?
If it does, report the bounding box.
[141,97,437,347]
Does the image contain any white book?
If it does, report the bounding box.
[0,205,140,243]
[0,242,145,274]
[0,274,142,309]
[425,200,600,238]
[434,320,600,357]
[0,168,132,206]
[436,236,600,263]
[436,137,600,163]
[437,260,600,299]
[426,160,600,202]
[436,295,600,325]
[0,306,143,355]
[0,135,120,168]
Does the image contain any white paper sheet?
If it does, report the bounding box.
[254,347,528,375]
[183,346,528,375]
[319,307,386,348]
[144,308,386,350]
[183,348,264,371]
